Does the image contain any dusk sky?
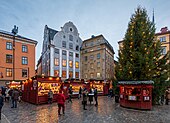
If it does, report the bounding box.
[0,0,170,64]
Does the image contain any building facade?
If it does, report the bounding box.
[155,27,170,57]
[41,22,82,79]
[0,27,37,85]
[81,35,115,81]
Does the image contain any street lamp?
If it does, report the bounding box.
[12,25,18,81]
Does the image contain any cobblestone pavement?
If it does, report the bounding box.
[1,96,170,123]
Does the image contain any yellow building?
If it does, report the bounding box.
[81,35,115,81]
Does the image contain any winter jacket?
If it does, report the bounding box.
[57,93,66,105]
[12,90,19,100]
[0,95,4,108]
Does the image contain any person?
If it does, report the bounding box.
[57,90,66,115]
[88,88,94,105]
[165,88,170,105]
[0,89,4,120]
[11,88,19,108]
[48,89,53,104]
[5,87,10,102]
[68,86,73,103]
[94,87,98,106]
[78,87,82,99]
[82,88,88,110]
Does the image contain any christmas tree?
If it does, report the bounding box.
[116,6,170,104]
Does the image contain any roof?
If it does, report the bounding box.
[118,80,154,85]
[46,26,58,41]
[0,29,38,45]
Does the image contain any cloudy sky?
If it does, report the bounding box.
[0,0,170,64]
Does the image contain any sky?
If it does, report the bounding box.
[0,0,170,65]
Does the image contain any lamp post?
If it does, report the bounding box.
[12,25,18,81]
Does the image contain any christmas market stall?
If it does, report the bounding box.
[89,79,110,95]
[62,79,85,98]
[8,81,22,90]
[22,76,61,104]
[118,81,154,110]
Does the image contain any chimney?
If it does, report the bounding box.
[160,27,168,33]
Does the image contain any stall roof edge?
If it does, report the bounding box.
[118,81,154,85]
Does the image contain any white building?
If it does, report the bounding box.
[41,22,82,79]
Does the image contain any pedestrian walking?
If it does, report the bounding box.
[68,86,73,103]
[78,87,82,99]
[11,88,19,108]
[94,87,98,106]
[165,88,170,105]
[48,89,53,104]
[0,89,4,120]
[57,90,66,115]
[82,88,88,110]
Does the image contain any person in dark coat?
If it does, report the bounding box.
[78,87,82,99]
[68,86,73,103]
[82,88,88,110]
[57,90,66,115]
[94,87,98,106]
[88,88,94,105]
[0,89,4,120]
[11,89,19,108]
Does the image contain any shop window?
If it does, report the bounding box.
[62,59,67,67]
[62,41,66,48]
[69,35,73,41]
[6,42,12,50]
[22,45,28,52]
[69,71,73,78]
[54,58,59,66]
[69,52,73,57]
[62,50,67,55]
[6,54,13,63]
[6,68,12,77]
[76,53,79,58]
[97,73,100,78]
[22,69,27,77]
[75,72,79,78]
[69,43,73,49]
[69,60,73,68]
[55,48,59,54]
[160,36,166,42]
[22,57,28,65]
[161,46,166,55]
[54,70,59,77]
[62,71,66,78]
[75,62,79,68]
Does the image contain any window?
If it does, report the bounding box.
[161,46,166,55]
[6,68,12,77]
[6,42,12,50]
[97,62,100,67]
[22,69,27,77]
[69,71,73,78]
[97,53,100,59]
[22,57,28,65]
[69,52,73,57]
[62,50,67,55]
[62,71,66,78]
[6,54,12,63]
[69,43,73,49]
[160,36,166,42]
[62,59,67,67]
[63,35,66,38]
[69,35,73,41]
[69,61,73,68]
[76,53,79,58]
[90,63,93,68]
[91,41,94,46]
[76,39,78,43]
[90,55,94,59]
[75,62,79,68]
[97,73,100,78]
[54,70,59,77]
[55,48,59,54]
[22,45,28,52]
[54,58,59,66]
[76,45,79,51]
[85,56,88,61]
[70,28,73,32]
[90,73,94,78]
[62,41,66,48]
[75,72,79,78]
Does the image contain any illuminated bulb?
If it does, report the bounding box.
[129,71,132,74]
